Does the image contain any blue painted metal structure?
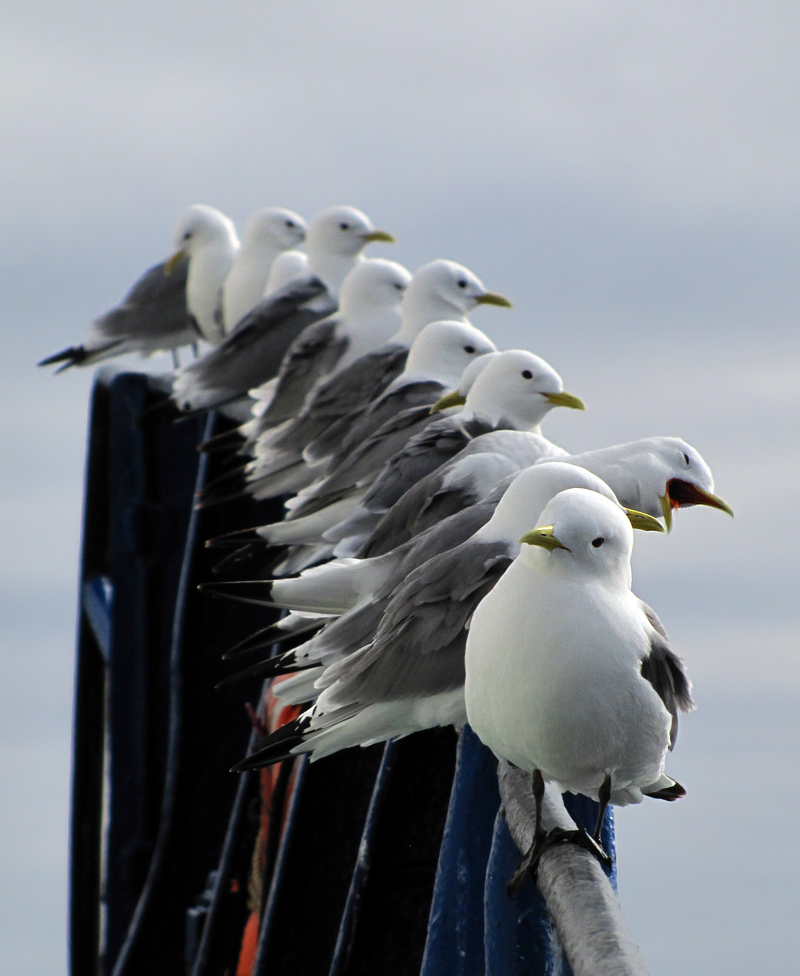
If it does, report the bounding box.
[69,371,617,976]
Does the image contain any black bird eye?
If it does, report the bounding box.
[394,282,404,290]
[522,370,533,379]
[591,537,605,548]
[682,452,690,465]
[183,231,191,240]
[464,345,475,353]
[285,219,295,228]
[457,279,468,288]
[339,222,350,230]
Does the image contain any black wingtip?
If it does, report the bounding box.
[645,781,687,802]
[193,470,250,508]
[209,544,268,575]
[198,427,244,454]
[215,659,275,688]
[197,580,275,607]
[38,345,86,369]
[231,716,310,771]
[223,620,322,659]
[205,527,262,549]
[133,394,184,429]
[216,649,309,687]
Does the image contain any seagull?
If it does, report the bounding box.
[263,250,310,296]
[300,260,512,467]
[352,432,733,558]
[204,436,731,628]
[38,254,194,372]
[237,319,499,504]
[224,466,664,767]
[250,347,583,545]
[233,260,512,492]
[464,487,695,887]
[221,207,307,330]
[163,203,241,346]
[202,436,730,743]
[169,206,394,413]
[312,350,583,556]
[539,436,735,529]
[245,258,412,434]
[329,428,566,557]
[37,205,237,371]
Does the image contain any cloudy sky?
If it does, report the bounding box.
[2,3,799,973]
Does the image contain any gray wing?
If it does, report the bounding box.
[39,257,194,369]
[289,393,445,520]
[359,436,519,559]
[322,540,514,706]
[362,415,503,514]
[183,276,331,398]
[277,503,499,674]
[326,381,445,466]
[358,483,500,559]
[637,599,669,639]
[253,318,348,431]
[640,630,695,750]
[95,257,191,342]
[272,345,408,454]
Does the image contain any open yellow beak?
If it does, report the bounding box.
[362,230,396,244]
[164,249,188,275]
[430,390,467,414]
[661,480,734,532]
[544,391,585,411]
[475,292,512,308]
[519,526,569,551]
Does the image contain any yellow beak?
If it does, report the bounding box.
[544,391,585,411]
[659,493,675,532]
[661,480,734,533]
[624,508,666,532]
[475,291,512,308]
[430,390,467,414]
[519,526,569,551]
[164,249,187,275]
[362,230,396,244]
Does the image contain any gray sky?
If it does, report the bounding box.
[2,3,799,972]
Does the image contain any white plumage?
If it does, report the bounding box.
[465,487,694,808]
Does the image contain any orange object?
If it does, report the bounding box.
[234,679,305,972]
[235,911,260,976]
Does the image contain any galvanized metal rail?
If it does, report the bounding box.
[499,761,650,976]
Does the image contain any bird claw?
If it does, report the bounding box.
[546,826,613,869]
[507,826,549,897]
[507,826,612,896]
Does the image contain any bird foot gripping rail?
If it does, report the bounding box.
[70,370,648,976]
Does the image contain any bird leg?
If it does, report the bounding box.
[191,342,200,359]
[172,349,180,369]
[593,773,612,844]
[507,773,613,897]
[507,769,549,897]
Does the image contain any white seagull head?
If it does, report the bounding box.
[402,320,497,387]
[166,203,239,270]
[398,260,511,337]
[566,436,734,531]
[337,258,412,318]
[520,487,635,588]
[463,350,584,430]
[306,205,394,260]
[240,207,307,252]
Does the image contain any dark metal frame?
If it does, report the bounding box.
[69,372,616,976]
